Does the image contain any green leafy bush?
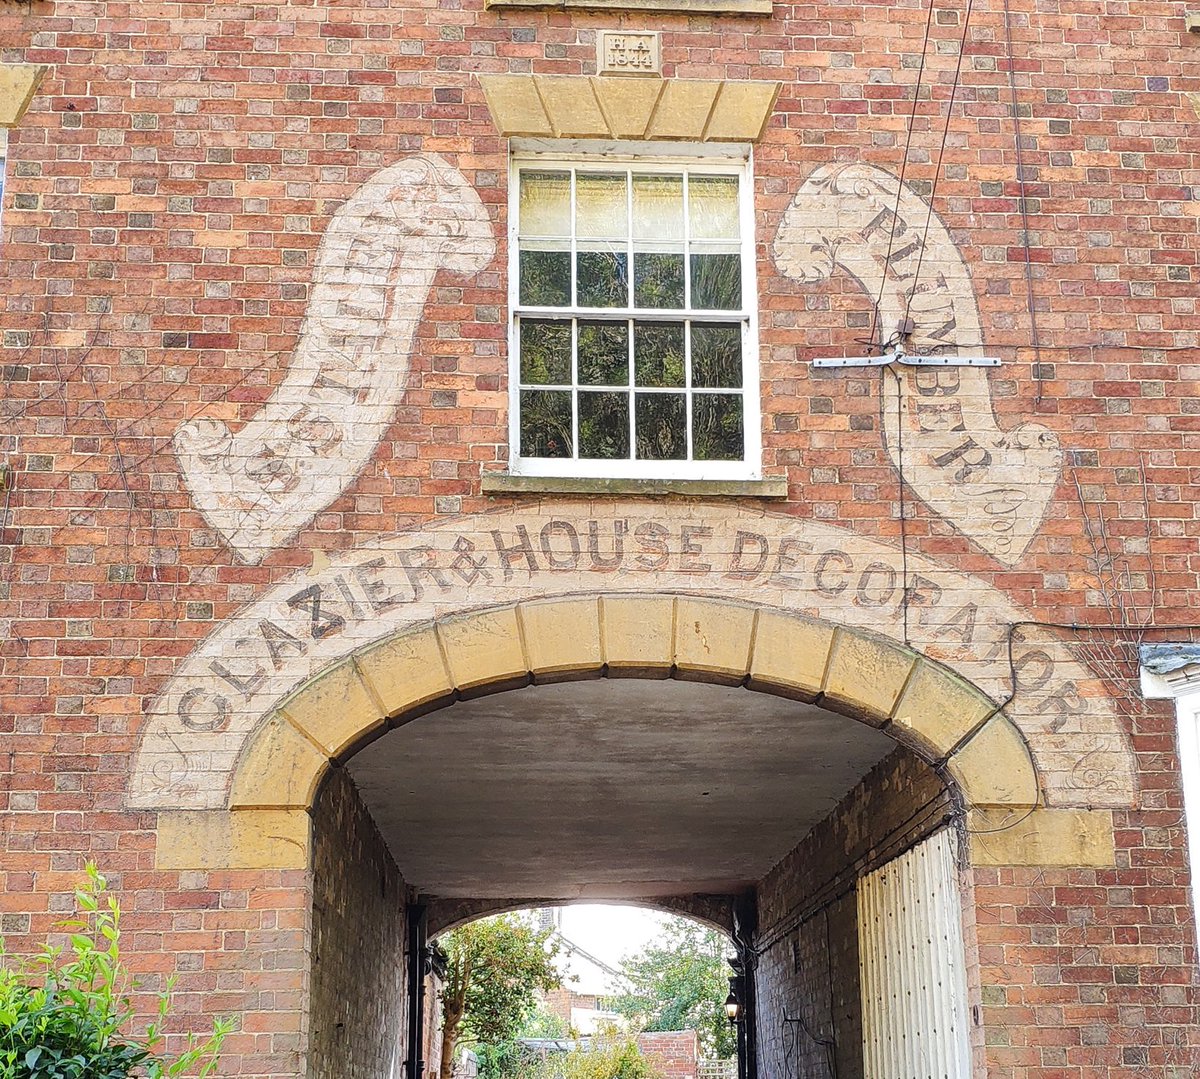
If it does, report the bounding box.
[511,1027,662,1079]
[557,1033,661,1079]
[0,864,231,1079]
[522,1029,663,1079]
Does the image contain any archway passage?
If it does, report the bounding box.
[155,595,1117,1079]
[348,678,899,902]
[289,597,1005,1079]
[223,595,1045,820]
[306,666,960,1079]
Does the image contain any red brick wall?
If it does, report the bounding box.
[309,768,409,1079]
[1,0,1199,1076]
[545,986,574,1025]
[637,1029,700,1079]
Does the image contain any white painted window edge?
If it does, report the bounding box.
[505,143,762,482]
[1141,663,1200,931]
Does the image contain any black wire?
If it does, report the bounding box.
[781,911,843,1077]
[783,1012,837,1077]
[821,907,840,1079]
[902,0,976,334]
[955,617,1200,752]
[1002,0,1046,403]
[752,796,952,956]
[943,616,1200,839]
[869,0,938,352]
[895,340,1200,353]
[878,366,911,646]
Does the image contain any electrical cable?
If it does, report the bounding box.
[759,615,1199,959]
[820,907,839,1079]
[901,0,976,334]
[946,616,1200,835]
[868,0,938,352]
[878,366,911,646]
[783,1010,837,1077]
[752,795,953,956]
[1001,0,1046,403]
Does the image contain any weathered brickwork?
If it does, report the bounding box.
[636,1030,701,1079]
[756,748,951,1079]
[1,0,1199,1075]
[309,768,409,1079]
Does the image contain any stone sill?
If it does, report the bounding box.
[481,474,789,498]
[485,0,771,13]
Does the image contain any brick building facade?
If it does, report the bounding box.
[2,0,1200,1075]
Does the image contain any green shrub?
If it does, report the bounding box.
[558,1032,662,1079]
[0,864,231,1079]
[522,1029,662,1079]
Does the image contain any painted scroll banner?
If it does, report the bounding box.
[174,154,496,564]
[126,502,1135,811]
[773,164,1062,567]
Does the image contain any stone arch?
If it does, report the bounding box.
[157,593,1116,871]
[221,592,1043,829]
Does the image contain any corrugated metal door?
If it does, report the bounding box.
[857,828,972,1079]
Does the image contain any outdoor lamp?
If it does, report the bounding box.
[725,977,742,1023]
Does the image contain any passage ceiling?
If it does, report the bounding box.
[347,678,895,899]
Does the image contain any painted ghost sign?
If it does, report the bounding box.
[174,154,496,564]
[127,502,1134,812]
[773,164,1062,566]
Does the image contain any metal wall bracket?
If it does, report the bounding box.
[813,345,1002,370]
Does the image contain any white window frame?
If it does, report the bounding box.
[506,142,762,481]
[1142,660,1200,933]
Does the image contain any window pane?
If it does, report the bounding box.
[690,253,741,310]
[688,175,739,241]
[520,171,571,238]
[633,174,684,242]
[520,389,573,458]
[634,252,685,309]
[520,249,571,307]
[634,322,685,388]
[576,173,628,240]
[513,162,752,474]
[635,393,686,460]
[578,320,629,386]
[693,393,743,461]
[579,391,630,459]
[691,323,742,388]
[577,249,628,307]
[520,319,572,385]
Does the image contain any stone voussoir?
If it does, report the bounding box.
[672,596,756,681]
[0,64,47,127]
[230,711,330,810]
[600,594,675,673]
[890,661,995,760]
[946,713,1040,809]
[821,628,918,726]
[437,605,529,690]
[279,660,386,758]
[519,596,604,676]
[355,625,455,717]
[747,610,836,702]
